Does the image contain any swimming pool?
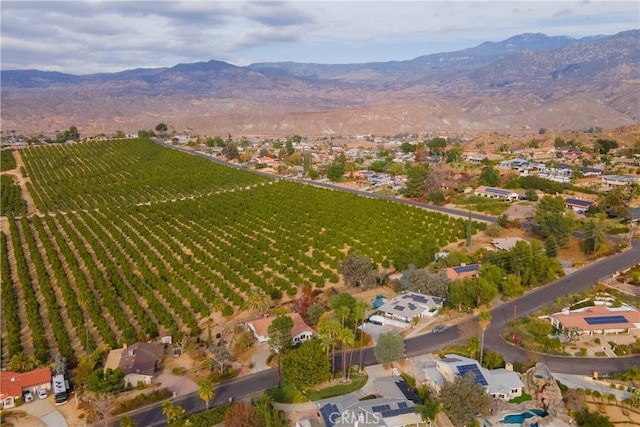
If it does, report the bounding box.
[499,409,547,425]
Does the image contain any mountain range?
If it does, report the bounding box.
[2,30,638,137]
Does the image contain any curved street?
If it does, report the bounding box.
[128,140,640,426]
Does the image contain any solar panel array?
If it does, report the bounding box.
[398,402,408,408]
[403,293,428,303]
[565,198,592,207]
[372,404,391,413]
[395,379,421,403]
[319,403,340,427]
[394,305,405,311]
[584,315,628,325]
[457,364,489,387]
[486,187,510,196]
[453,264,478,274]
[381,406,414,418]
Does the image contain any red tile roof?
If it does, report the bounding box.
[0,367,51,398]
[248,312,314,338]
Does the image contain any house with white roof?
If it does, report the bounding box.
[318,377,423,427]
[473,186,519,202]
[601,175,639,190]
[372,292,445,327]
[423,354,524,401]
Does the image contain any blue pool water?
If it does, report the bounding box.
[499,409,547,425]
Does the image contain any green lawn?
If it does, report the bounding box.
[509,391,532,404]
[265,383,309,404]
[304,373,368,401]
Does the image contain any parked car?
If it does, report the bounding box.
[24,391,34,403]
[431,324,448,334]
[38,388,48,399]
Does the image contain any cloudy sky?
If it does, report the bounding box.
[2,1,638,75]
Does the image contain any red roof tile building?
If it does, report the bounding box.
[0,367,52,408]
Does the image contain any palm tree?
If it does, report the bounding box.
[198,378,215,410]
[338,327,355,382]
[247,288,271,314]
[318,315,341,377]
[478,311,492,366]
[350,300,369,376]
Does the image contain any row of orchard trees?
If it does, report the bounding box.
[1,138,483,365]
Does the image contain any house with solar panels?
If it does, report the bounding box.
[563,197,594,214]
[317,377,423,427]
[445,263,479,281]
[423,354,524,401]
[371,291,445,327]
[473,186,520,202]
[549,304,640,336]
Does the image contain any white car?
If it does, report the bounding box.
[24,391,34,403]
[38,388,48,399]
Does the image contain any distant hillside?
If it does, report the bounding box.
[2,30,638,137]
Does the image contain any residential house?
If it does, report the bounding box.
[423,354,524,401]
[104,342,165,387]
[246,312,315,344]
[318,377,423,427]
[549,304,640,336]
[473,186,520,202]
[0,367,52,409]
[445,264,479,281]
[602,175,639,190]
[372,292,445,327]
[563,197,594,213]
[491,237,526,251]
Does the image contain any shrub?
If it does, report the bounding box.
[112,388,172,415]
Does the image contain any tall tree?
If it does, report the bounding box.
[402,164,429,197]
[87,368,125,396]
[439,373,491,427]
[317,314,341,376]
[254,393,288,427]
[374,332,405,365]
[282,340,331,389]
[478,311,492,366]
[338,327,355,382]
[478,166,500,187]
[338,253,377,289]
[351,300,369,375]
[162,401,186,426]
[267,315,294,356]
[534,196,574,246]
[198,378,215,409]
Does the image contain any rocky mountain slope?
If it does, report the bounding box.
[2,30,638,137]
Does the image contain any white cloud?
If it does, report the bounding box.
[1,0,637,73]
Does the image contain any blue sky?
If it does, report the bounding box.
[1,1,638,74]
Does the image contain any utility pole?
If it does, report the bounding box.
[512,305,517,342]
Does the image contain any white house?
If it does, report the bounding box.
[246,312,315,344]
[473,186,519,202]
[373,292,445,327]
[423,354,524,401]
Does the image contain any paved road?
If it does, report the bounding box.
[124,140,640,426]
[154,139,496,223]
